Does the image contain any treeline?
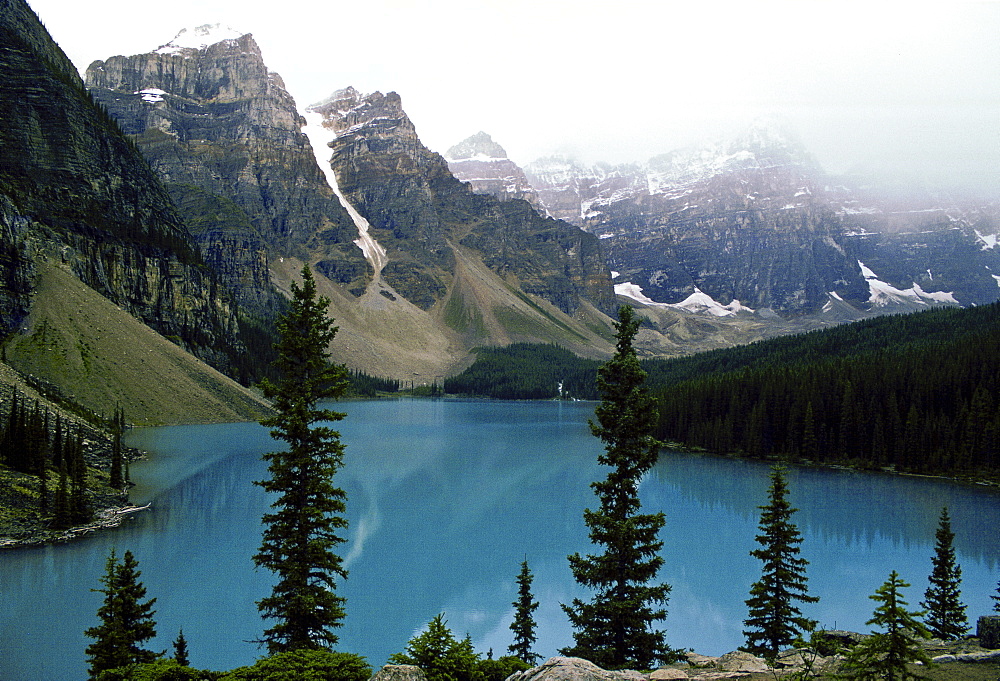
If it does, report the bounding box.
[445,304,1000,473]
[654,304,1000,472]
[347,369,400,397]
[444,344,601,400]
[0,388,111,528]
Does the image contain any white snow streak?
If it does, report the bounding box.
[302,111,386,279]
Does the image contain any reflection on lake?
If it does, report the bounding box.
[0,399,997,680]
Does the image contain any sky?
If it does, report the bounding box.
[25,0,1000,193]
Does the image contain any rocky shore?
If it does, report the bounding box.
[370,626,1000,681]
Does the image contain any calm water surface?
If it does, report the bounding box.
[1,398,998,680]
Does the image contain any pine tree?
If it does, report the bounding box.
[743,465,817,659]
[52,460,70,529]
[84,549,158,679]
[173,628,190,666]
[562,305,676,669]
[389,614,483,681]
[839,571,931,681]
[110,407,125,490]
[508,560,540,664]
[992,580,1000,612]
[921,507,968,639]
[253,265,351,653]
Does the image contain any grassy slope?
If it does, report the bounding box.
[4,261,271,426]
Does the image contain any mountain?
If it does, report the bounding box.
[0,0,269,423]
[445,131,542,209]
[78,28,640,379]
[520,119,1000,317]
[84,24,369,312]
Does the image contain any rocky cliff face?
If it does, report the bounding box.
[84,26,370,310]
[526,120,1000,316]
[445,132,542,209]
[0,1,249,376]
[313,88,616,315]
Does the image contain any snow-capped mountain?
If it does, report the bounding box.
[515,119,1000,317]
[445,132,541,209]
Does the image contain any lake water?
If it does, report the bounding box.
[1,398,998,680]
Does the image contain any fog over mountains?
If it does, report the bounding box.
[3,1,1000,425]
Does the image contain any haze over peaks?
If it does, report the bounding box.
[154,23,246,54]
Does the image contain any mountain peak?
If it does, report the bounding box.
[445,131,508,161]
[154,24,248,54]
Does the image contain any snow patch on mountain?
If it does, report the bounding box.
[976,230,998,249]
[301,110,386,279]
[615,282,752,317]
[155,24,246,54]
[135,88,165,103]
[858,261,958,307]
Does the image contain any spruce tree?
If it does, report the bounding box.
[992,580,1000,612]
[838,571,931,681]
[743,465,817,660]
[921,507,968,639]
[562,305,676,669]
[84,549,158,679]
[110,407,125,490]
[254,265,351,653]
[508,560,540,665]
[173,628,190,666]
[389,614,482,681]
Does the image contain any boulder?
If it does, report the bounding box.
[715,651,770,673]
[648,669,688,680]
[684,653,719,668]
[369,664,427,681]
[977,615,1000,649]
[506,657,645,681]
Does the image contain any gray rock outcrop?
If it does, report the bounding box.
[506,657,645,681]
[369,664,427,681]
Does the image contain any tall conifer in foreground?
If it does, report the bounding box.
[254,265,351,653]
[84,549,158,679]
[509,560,540,664]
[562,305,676,669]
[921,507,968,639]
[839,571,931,681]
[743,465,817,659]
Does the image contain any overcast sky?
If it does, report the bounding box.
[26,0,1000,192]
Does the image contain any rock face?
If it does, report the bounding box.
[314,88,616,315]
[506,657,645,681]
[525,120,1000,317]
[445,132,542,209]
[0,0,249,377]
[369,665,427,681]
[84,26,369,310]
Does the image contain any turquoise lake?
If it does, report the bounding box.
[1,398,998,680]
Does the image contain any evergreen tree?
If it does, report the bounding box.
[253,265,351,653]
[84,549,158,679]
[743,465,817,659]
[173,628,190,666]
[389,614,483,681]
[53,459,70,529]
[508,560,540,664]
[993,580,1000,612]
[921,507,968,639]
[562,305,676,669]
[839,571,931,681]
[110,407,125,490]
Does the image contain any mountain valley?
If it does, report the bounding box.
[2,3,1000,426]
